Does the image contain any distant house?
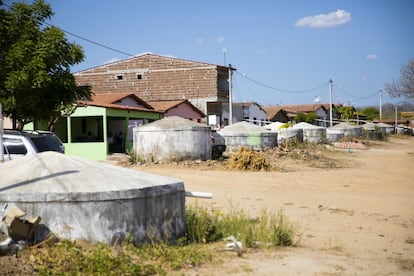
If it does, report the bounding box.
[221,102,267,126]
[401,111,414,119]
[400,111,414,127]
[321,103,342,124]
[261,106,289,123]
[53,93,161,160]
[74,53,230,123]
[148,99,205,122]
[280,104,329,127]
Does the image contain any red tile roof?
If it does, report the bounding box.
[148,99,205,116]
[89,92,153,109]
[147,100,187,111]
[279,104,327,113]
[261,105,285,119]
[77,92,159,113]
[321,103,341,110]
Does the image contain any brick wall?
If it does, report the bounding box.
[74,54,229,114]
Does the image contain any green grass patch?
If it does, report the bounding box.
[185,202,296,248]
[27,204,295,275]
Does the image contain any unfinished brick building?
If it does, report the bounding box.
[74,53,230,123]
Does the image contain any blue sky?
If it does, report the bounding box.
[39,0,414,107]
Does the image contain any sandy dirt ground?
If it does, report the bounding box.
[136,137,414,275]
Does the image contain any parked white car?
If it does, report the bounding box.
[2,129,64,161]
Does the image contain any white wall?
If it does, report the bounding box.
[221,103,266,125]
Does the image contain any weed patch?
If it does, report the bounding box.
[185,203,296,248]
[12,202,296,275]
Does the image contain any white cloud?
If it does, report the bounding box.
[360,75,368,81]
[295,9,351,28]
[366,54,378,60]
[215,36,224,43]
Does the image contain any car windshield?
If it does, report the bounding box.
[30,136,62,152]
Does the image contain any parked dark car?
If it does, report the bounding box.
[211,130,226,159]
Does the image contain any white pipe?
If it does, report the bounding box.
[185,191,213,198]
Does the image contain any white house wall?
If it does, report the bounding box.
[221,103,266,125]
[247,104,266,125]
[316,108,328,127]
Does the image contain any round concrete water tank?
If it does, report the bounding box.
[326,129,345,142]
[362,122,376,131]
[133,116,212,163]
[0,152,185,245]
[264,122,303,144]
[361,122,383,140]
[264,121,285,131]
[396,126,405,134]
[277,128,303,144]
[218,121,277,153]
[292,122,326,143]
[376,123,395,135]
[330,122,362,138]
[396,126,412,135]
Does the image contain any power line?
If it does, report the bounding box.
[2,2,134,57]
[231,76,244,102]
[334,83,379,99]
[44,22,135,57]
[235,71,329,93]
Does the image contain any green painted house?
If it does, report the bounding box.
[53,93,161,160]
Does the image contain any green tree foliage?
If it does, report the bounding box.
[361,107,379,121]
[0,0,91,129]
[294,112,316,124]
[304,111,317,124]
[294,112,306,123]
[385,59,414,100]
[334,106,354,122]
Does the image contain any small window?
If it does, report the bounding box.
[116,75,123,80]
[137,73,143,80]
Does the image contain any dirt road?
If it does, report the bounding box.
[137,137,414,275]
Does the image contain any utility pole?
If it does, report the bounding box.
[379,90,382,121]
[395,104,398,133]
[329,79,333,127]
[0,102,4,162]
[228,64,235,125]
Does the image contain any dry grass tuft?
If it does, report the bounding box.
[227,147,272,171]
